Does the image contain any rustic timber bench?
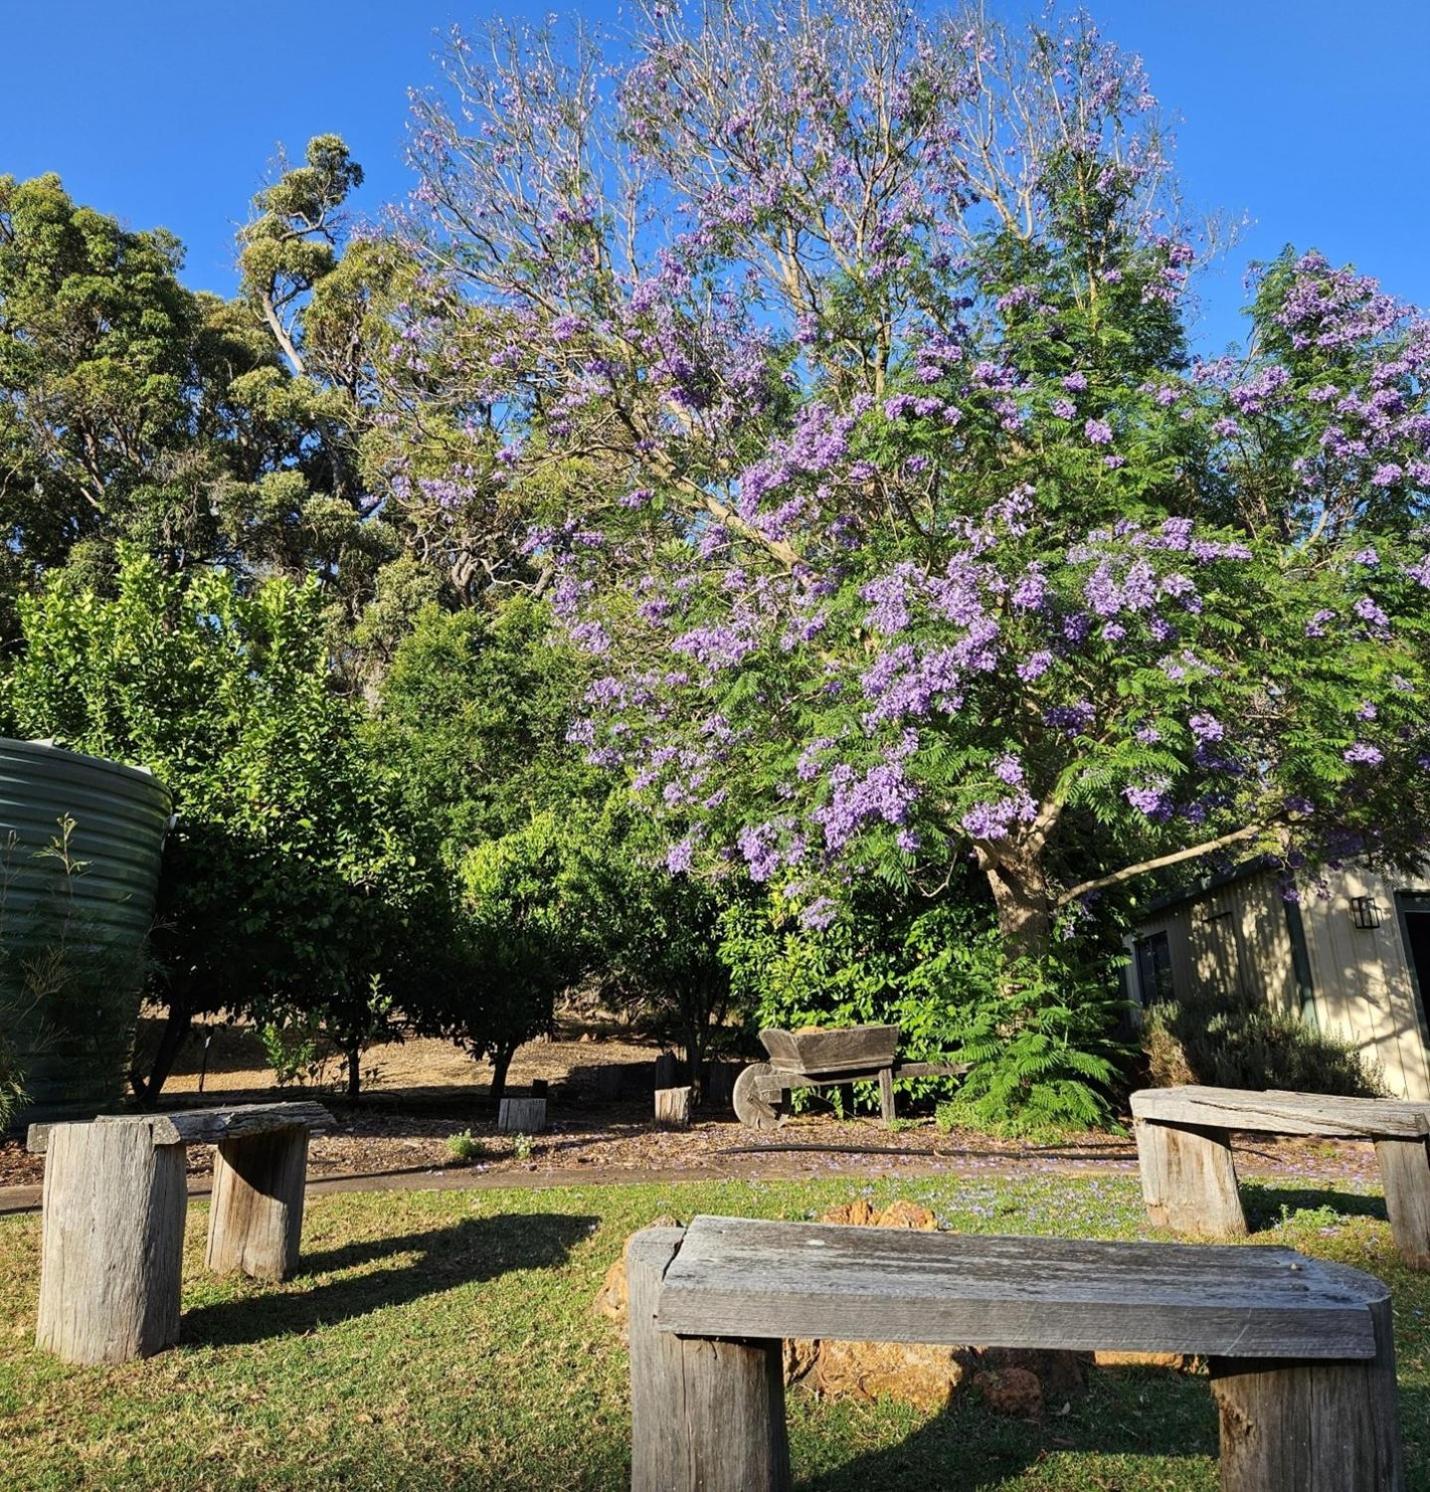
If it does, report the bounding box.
[1131,1085,1430,1266]
[28,1100,332,1364]
[628,1215,1404,1491]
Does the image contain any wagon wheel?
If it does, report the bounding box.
[733,1062,784,1131]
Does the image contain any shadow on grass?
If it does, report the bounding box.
[803,1366,1212,1491]
[1240,1181,1387,1232]
[182,1211,596,1348]
[806,1379,1428,1491]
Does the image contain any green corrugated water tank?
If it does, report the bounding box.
[0,738,170,1124]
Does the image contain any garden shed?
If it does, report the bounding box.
[1128,861,1430,1100]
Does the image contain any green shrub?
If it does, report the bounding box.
[720,894,1126,1135]
[1142,986,1380,1096]
[510,1132,535,1162]
[446,1130,489,1164]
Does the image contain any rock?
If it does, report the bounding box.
[783,1337,820,1385]
[594,1255,628,1323]
[816,1198,937,1230]
[972,1365,1045,1418]
[593,1214,679,1332]
[977,1346,1088,1397]
[873,1199,937,1230]
[810,1339,971,1412]
[818,1199,876,1227]
[1093,1350,1193,1371]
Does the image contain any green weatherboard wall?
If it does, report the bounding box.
[0,739,170,1123]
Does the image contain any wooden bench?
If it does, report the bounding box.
[628,1215,1403,1491]
[28,1100,332,1364]
[1131,1085,1430,1266]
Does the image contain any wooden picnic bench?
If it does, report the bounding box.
[28,1100,332,1364]
[628,1215,1404,1491]
[1131,1085,1430,1267]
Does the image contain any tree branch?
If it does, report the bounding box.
[1053,822,1276,908]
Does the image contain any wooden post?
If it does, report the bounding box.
[628,1227,790,1492]
[206,1125,309,1281]
[36,1120,188,1365]
[1375,1137,1430,1269]
[1211,1291,1404,1490]
[498,1097,547,1133]
[1134,1118,1247,1237]
[878,1067,896,1125]
[654,1086,692,1129]
[654,1052,679,1090]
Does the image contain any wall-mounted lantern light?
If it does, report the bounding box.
[1350,895,1382,930]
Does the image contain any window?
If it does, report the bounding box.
[1134,930,1175,1005]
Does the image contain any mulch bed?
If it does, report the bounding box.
[0,1097,1384,1193]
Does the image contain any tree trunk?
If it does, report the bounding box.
[489,1043,517,1106]
[131,998,193,1107]
[980,844,1055,965]
[345,1039,361,1100]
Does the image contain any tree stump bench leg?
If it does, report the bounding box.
[206,1124,309,1281]
[36,1121,188,1365]
[878,1067,896,1125]
[1211,1293,1404,1490]
[628,1227,790,1492]
[1375,1137,1430,1269]
[1135,1118,1246,1237]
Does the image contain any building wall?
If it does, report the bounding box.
[1133,864,1430,1100]
[1298,865,1430,1100]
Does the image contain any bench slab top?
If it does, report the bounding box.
[1130,1085,1430,1139]
[652,1215,1385,1360]
[28,1100,334,1154]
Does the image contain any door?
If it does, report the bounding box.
[1395,892,1430,1047]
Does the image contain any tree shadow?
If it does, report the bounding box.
[1240,1180,1387,1231]
[181,1210,595,1348]
[798,1366,1213,1490]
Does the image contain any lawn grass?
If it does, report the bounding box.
[0,1172,1425,1490]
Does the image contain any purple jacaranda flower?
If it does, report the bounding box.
[1017,650,1053,681]
[1189,712,1224,742]
[800,897,838,930]
[1344,742,1384,765]
[1084,418,1114,445]
[993,753,1024,786]
[1123,779,1171,817]
[1306,608,1336,637]
[1353,596,1390,630]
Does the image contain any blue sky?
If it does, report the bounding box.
[2,0,1425,353]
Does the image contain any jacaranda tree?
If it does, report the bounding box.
[405,0,1430,970]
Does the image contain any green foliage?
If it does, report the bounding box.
[1,549,440,1096]
[259,1016,325,1089]
[935,955,1128,1137]
[510,1132,536,1162]
[721,891,1124,1133]
[1142,987,1381,1097]
[445,1129,490,1163]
